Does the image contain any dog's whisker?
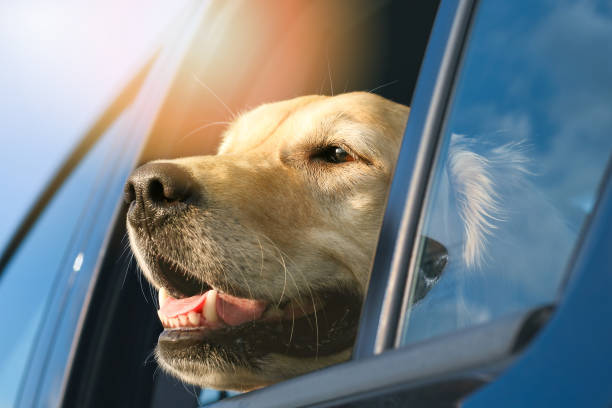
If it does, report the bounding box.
[238,225,291,305]
[120,231,130,246]
[136,264,149,303]
[118,238,132,261]
[144,348,157,366]
[180,381,198,400]
[117,240,129,262]
[277,250,288,308]
[304,278,320,359]
[192,74,235,118]
[243,237,277,303]
[246,229,316,330]
[243,228,291,305]
[255,236,265,279]
[318,73,327,96]
[257,233,306,313]
[262,236,316,329]
[224,248,255,300]
[121,251,134,289]
[149,280,158,310]
[282,253,321,355]
[326,47,334,96]
[367,79,399,94]
[177,121,231,145]
[288,301,295,348]
[231,240,276,302]
[287,269,315,329]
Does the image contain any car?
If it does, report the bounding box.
[1,0,611,407]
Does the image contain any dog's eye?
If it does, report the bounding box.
[314,146,355,164]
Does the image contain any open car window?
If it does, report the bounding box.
[134,0,439,401]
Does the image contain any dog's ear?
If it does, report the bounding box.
[412,236,448,303]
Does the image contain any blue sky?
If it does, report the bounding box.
[0,0,188,253]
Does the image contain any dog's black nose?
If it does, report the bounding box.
[125,162,195,227]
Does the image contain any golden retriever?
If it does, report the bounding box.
[125,92,430,391]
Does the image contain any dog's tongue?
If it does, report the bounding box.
[159,290,266,326]
[160,293,207,317]
[216,293,267,326]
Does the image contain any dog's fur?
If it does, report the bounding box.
[127,92,410,390]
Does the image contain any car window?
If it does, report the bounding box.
[399,0,612,346]
[129,1,439,403]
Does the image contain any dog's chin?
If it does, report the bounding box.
[154,346,270,391]
[156,346,353,392]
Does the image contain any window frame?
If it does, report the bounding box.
[353,0,477,359]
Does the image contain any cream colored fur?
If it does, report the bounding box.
[129,92,410,390]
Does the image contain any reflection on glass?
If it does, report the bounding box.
[0,108,130,406]
[400,0,612,345]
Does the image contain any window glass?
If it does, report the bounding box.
[0,105,133,406]
[400,0,612,345]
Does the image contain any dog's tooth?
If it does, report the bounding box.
[158,287,169,309]
[170,318,179,328]
[158,310,170,328]
[188,311,201,326]
[178,314,188,326]
[204,290,218,323]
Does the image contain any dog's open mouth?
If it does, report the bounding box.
[157,288,319,330]
[151,253,362,360]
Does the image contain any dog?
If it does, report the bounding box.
[124,91,470,392]
[125,92,425,390]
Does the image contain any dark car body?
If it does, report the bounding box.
[1,0,611,407]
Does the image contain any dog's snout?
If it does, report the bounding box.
[125,162,195,226]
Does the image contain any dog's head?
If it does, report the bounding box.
[125,92,415,390]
